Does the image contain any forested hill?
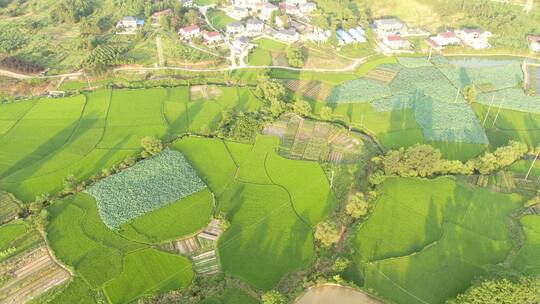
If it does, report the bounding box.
[313,0,540,49]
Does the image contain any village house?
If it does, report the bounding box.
[382,35,411,50]
[232,0,267,9]
[178,24,201,40]
[151,9,173,25]
[181,0,194,8]
[257,2,278,21]
[308,27,331,42]
[289,20,306,32]
[232,36,251,54]
[275,14,290,28]
[279,2,302,17]
[456,28,491,49]
[285,0,307,5]
[116,16,145,34]
[299,2,317,14]
[246,18,265,36]
[528,35,540,53]
[348,27,367,43]
[227,21,245,35]
[275,28,299,43]
[373,18,407,37]
[426,31,461,51]
[231,6,249,19]
[204,31,223,44]
[280,3,302,17]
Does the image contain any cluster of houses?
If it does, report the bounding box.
[228,0,316,20]
[115,0,540,61]
[372,18,411,50]
[426,28,492,51]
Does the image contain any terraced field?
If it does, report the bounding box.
[0,222,70,303]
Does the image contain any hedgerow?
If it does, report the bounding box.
[327,79,391,104]
[87,149,206,228]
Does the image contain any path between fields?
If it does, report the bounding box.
[0,56,370,80]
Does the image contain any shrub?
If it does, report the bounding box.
[314,221,341,248]
[141,136,163,157]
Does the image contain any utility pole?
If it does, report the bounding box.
[482,95,496,126]
[428,47,433,61]
[525,147,540,181]
[453,88,461,103]
[491,98,505,128]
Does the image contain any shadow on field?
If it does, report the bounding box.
[0,120,80,180]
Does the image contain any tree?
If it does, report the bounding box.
[218,111,262,143]
[63,174,78,193]
[333,257,351,273]
[449,277,540,304]
[464,85,477,103]
[286,46,305,68]
[319,106,332,121]
[293,100,311,117]
[261,291,286,304]
[183,9,199,26]
[255,71,286,104]
[314,221,341,248]
[345,193,368,219]
[381,144,442,177]
[141,136,163,157]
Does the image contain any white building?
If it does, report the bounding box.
[348,28,367,43]
[286,0,307,5]
[181,0,194,7]
[233,36,251,54]
[456,28,491,49]
[204,31,223,44]
[178,24,201,39]
[116,16,145,34]
[246,18,265,36]
[308,28,331,42]
[299,2,316,14]
[275,29,299,43]
[337,29,355,44]
[382,35,411,50]
[281,3,302,17]
[257,2,278,21]
[231,6,249,19]
[232,0,267,9]
[426,31,461,50]
[373,18,407,36]
[227,21,245,35]
[528,35,540,53]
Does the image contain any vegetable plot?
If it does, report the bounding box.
[87,149,206,228]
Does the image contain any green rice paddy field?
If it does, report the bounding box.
[350,177,529,304]
[173,135,337,290]
[2,56,540,304]
[0,86,262,203]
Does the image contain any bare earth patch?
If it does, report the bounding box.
[295,284,382,304]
